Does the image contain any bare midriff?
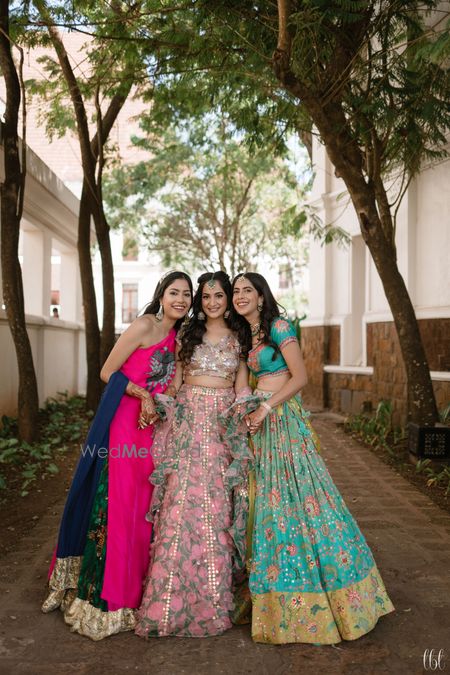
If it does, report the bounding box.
[255,372,290,393]
[184,375,233,389]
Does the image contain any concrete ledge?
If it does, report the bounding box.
[0,310,84,332]
[430,371,450,382]
[323,365,374,375]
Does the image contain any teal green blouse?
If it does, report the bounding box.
[248,318,297,380]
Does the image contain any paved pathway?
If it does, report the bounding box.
[1,414,449,675]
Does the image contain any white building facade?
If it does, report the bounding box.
[0,137,86,417]
[301,136,450,424]
[93,231,162,333]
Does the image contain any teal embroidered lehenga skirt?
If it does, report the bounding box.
[232,394,394,644]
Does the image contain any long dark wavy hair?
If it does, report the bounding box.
[231,272,285,359]
[179,271,249,365]
[142,271,193,330]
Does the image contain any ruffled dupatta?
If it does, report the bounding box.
[219,393,271,624]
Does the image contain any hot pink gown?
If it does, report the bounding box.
[42,329,177,640]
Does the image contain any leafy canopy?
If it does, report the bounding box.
[104,111,310,277]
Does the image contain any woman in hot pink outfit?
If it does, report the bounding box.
[41,272,192,640]
[135,271,251,638]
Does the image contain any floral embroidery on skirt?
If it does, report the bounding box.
[136,384,248,638]
[246,394,394,644]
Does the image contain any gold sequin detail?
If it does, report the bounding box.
[64,597,136,641]
[184,335,240,382]
[41,556,82,613]
[161,453,192,635]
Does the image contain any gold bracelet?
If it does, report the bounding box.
[260,401,272,413]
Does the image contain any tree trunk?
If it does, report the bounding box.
[347,192,438,426]
[272,25,439,425]
[78,180,102,410]
[95,210,116,365]
[35,2,134,403]
[307,105,439,426]
[0,0,39,441]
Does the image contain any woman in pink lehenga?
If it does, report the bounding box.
[41,272,192,640]
[135,271,251,638]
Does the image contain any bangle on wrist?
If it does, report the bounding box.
[260,401,272,413]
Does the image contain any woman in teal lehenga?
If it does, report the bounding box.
[230,272,394,645]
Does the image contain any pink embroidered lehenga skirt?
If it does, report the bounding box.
[135,384,249,638]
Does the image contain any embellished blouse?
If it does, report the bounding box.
[248,318,297,381]
[184,334,241,383]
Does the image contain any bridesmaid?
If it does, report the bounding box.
[232,272,394,645]
[41,271,192,640]
[135,271,251,638]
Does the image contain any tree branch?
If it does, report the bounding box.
[276,0,291,56]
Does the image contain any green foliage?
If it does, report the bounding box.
[439,402,450,424]
[104,112,310,275]
[415,458,450,496]
[346,400,450,497]
[0,393,92,496]
[344,400,397,454]
[14,1,149,151]
[14,2,449,251]
[291,314,307,343]
[283,203,350,247]
[165,0,449,236]
[412,404,450,496]
[286,2,450,175]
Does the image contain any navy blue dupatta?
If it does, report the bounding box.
[56,371,129,558]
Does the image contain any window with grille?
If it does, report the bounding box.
[122,283,138,324]
[279,264,291,289]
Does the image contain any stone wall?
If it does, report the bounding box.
[366,322,407,422]
[433,380,450,413]
[301,326,326,408]
[327,325,340,365]
[301,318,450,425]
[301,324,341,408]
[326,373,372,415]
[418,319,450,371]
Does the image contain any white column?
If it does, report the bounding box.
[341,235,365,366]
[22,228,52,317]
[0,226,3,306]
[406,178,417,305]
[60,250,78,322]
[75,272,84,324]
